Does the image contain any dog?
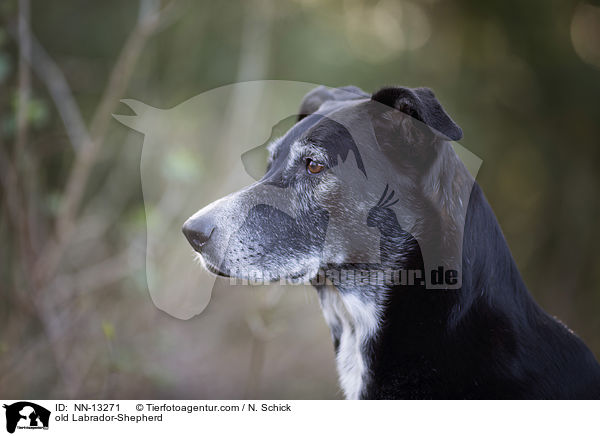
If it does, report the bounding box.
[182,85,600,399]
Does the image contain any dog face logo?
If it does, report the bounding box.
[3,402,50,434]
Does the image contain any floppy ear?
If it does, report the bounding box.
[371,86,462,141]
[298,85,368,121]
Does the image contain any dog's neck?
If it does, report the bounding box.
[316,146,533,399]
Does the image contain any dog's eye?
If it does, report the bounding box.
[306,159,325,174]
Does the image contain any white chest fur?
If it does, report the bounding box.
[318,286,382,399]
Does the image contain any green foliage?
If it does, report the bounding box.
[102,321,115,341]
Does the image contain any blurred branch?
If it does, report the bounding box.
[0,137,28,261]
[218,0,273,169]
[7,20,91,152]
[56,245,140,303]
[3,0,179,398]
[13,29,92,151]
[33,0,177,287]
[15,0,31,154]
[1,0,37,312]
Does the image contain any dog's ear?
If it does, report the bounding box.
[371,86,462,141]
[298,86,368,121]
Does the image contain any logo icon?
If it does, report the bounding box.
[3,402,50,434]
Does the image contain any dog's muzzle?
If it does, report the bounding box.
[182,215,216,252]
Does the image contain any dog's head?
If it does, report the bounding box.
[182,85,465,284]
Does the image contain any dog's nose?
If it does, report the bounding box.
[182,215,215,252]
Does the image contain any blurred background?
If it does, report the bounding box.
[1,0,600,399]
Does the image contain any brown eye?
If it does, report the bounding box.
[306,159,325,174]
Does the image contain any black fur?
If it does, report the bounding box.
[372,86,463,141]
[298,85,369,121]
[309,86,600,398]
[362,183,600,398]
